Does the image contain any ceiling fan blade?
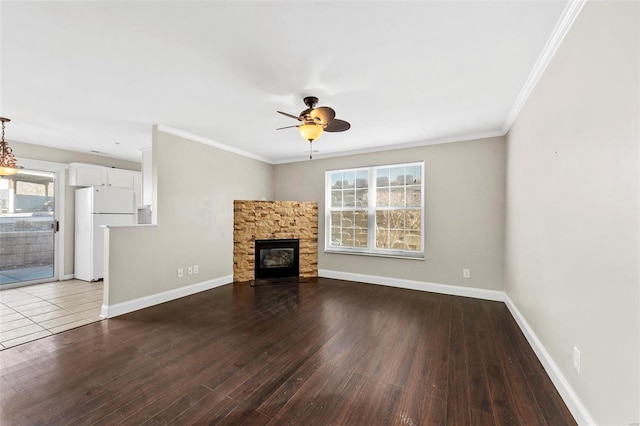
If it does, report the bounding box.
[276,125,300,130]
[277,111,301,121]
[324,119,351,132]
[310,106,336,125]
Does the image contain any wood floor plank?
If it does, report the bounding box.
[266,362,353,425]
[493,331,548,425]
[256,328,359,418]
[471,407,497,426]
[484,362,521,426]
[301,371,369,425]
[172,394,238,424]
[461,298,493,415]
[447,299,470,425]
[0,278,576,425]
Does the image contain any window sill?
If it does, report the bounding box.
[324,248,425,261]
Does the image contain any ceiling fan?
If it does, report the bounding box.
[277,96,351,159]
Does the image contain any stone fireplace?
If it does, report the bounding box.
[233,200,318,282]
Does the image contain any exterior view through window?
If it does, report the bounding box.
[325,161,424,259]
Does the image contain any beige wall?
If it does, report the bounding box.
[274,136,506,291]
[504,1,639,424]
[11,141,140,277]
[104,129,274,305]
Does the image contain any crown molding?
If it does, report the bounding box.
[272,129,506,165]
[155,124,274,164]
[155,123,505,166]
[502,0,587,133]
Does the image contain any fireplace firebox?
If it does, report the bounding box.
[254,239,299,279]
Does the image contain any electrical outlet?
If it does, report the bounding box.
[573,346,581,374]
[188,266,193,275]
[177,268,184,278]
[193,265,199,274]
[463,269,470,279]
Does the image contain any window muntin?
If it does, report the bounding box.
[325,162,424,259]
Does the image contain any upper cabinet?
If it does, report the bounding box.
[68,164,108,187]
[106,168,135,188]
[69,163,142,206]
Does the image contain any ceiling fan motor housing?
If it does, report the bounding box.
[303,96,319,108]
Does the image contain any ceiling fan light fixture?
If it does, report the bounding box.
[0,117,23,177]
[299,123,323,142]
[277,96,350,159]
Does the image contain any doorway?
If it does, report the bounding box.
[0,168,57,288]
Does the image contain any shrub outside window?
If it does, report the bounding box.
[325,161,424,259]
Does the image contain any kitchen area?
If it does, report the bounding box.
[0,149,153,349]
[69,161,152,282]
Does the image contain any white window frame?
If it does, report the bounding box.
[324,161,425,260]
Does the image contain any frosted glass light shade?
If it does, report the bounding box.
[299,123,323,142]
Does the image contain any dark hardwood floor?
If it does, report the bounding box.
[0,278,576,425]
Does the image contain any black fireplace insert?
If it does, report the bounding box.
[254,239,300,279]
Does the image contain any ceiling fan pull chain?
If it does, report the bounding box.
[309,141,313,160]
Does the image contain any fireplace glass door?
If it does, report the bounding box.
[254,239,299,279]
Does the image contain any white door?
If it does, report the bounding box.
[0,169,57,288]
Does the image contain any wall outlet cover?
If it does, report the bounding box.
[572,346,581,374]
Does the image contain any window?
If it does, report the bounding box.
[325,161,424,259]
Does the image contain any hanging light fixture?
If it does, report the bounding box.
[0,117,23,176]
[299,122,323,159]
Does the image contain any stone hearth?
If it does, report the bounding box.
[233,200,318,282]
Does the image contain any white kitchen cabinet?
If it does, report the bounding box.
[106,169,135,188]
[68,163,142,206]
[69,164,107,186]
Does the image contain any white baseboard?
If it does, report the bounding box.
[503,295,595,425]
[62,274,75,280]
[318,269,593,424]
[101,275,232,318]
[318,269,505,301]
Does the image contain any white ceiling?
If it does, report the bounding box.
[1,1,572,164]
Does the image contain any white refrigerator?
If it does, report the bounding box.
[75,186,136,281]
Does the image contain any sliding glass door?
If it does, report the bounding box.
[0,169,57,288]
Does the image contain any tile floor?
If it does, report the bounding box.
[0,280,103,350]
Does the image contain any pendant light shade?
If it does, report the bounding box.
[0,166,19,176]
[0,118,22,177]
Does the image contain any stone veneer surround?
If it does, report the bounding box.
[233,200,318,282]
